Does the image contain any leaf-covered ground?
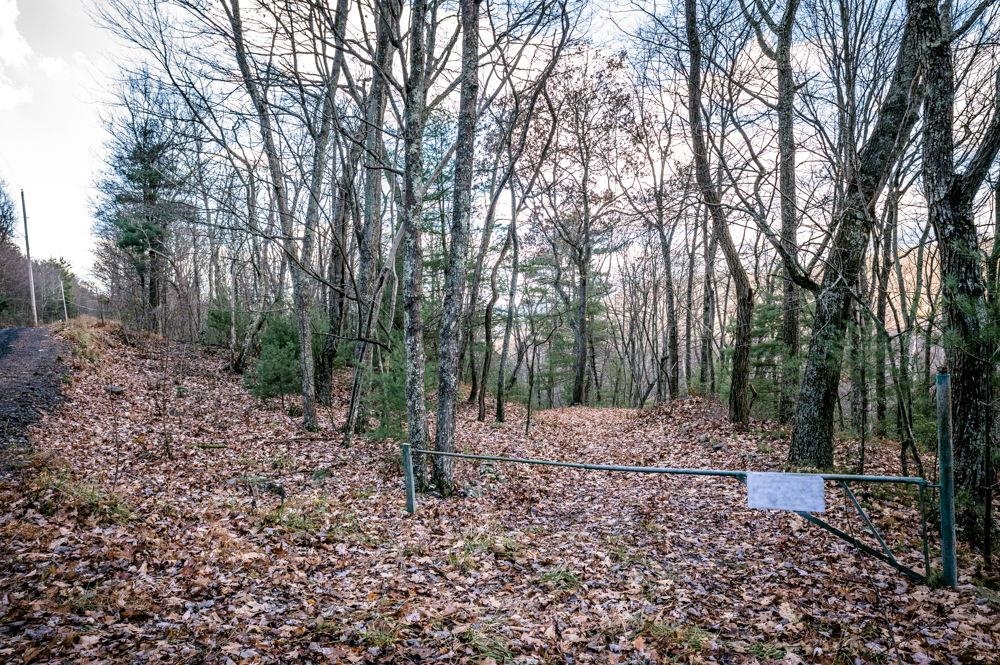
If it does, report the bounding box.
[1,320,998,664]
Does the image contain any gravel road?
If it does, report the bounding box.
[0,327,66,456]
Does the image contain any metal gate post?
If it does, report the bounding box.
[936,370,958,588]
[401,442,416,515]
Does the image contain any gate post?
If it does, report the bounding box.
[936,370,958,588]
[401,442,416,515]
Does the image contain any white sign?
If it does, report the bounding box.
[747,472,826,513]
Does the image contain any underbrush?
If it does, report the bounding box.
[54,317,135,366]
[15,452,132,524]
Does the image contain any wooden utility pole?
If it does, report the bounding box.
[20,190,38,327]
[59,275,69,322]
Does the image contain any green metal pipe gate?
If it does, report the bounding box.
[400,371,959,588]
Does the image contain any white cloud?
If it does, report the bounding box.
[0,0,130,277]
[39,55,68,77]
[0,76,31,110]
[0,0,32,67]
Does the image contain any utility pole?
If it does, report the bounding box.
[59,274,69,322]
[21,189,38,327]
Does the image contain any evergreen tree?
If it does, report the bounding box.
[247,315,302,401]
[93,71,189,332]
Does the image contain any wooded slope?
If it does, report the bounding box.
[0,321,996,663]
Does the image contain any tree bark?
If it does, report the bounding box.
[341,0,401,440]
[921,4,1000,530]
[433,0,481,495]
[789,0,929,466]
[226,0,318,430]
[684,0,753,425]
[496,189,520,422]
[315,0,362,408]
[402,0,431,489]
[699,204,717,390]
[776,0,801,423]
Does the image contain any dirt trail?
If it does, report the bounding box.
[0,327,66,455]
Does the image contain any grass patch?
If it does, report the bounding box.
[66,586,112,615]
[262,497,330,533]
[313,617,342,637]
[976,585,1000,609]
[327,509,382,546]
[59,322,100,364]
[264,507,317,532]
[462,531,518,561]
[352,486,375,500]
[606,536,647,566]
[73,484,132,522]
[642,621,712,651]
[360,618,398,648]
[833,645,890,664]
[448,551,477,573]
[461,628,513,662]
[270,454,294,471]
[539,563,581,590]
[749,643,786,660]
[30,464,132,524]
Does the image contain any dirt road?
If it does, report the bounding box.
[0,327,66,454]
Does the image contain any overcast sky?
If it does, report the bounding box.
[0,0,123,280]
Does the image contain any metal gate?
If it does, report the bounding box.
[400,371,959,587]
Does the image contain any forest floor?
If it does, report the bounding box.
[1,319,998,664]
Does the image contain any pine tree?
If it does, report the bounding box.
[93,71,188,332]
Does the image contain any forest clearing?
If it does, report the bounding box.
[1,320,997,664]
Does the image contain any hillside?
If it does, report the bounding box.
[0,320,997,663]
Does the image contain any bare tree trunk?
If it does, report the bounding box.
[226,0,318,429]
[700,204,717,389]
[684,214,696,392]
[789,0,928,466]
[479,231,510,420]
[315,161,351,407]
[874,182,898,436]
[300,89,336,406]
[922,4,1000,532]
[685,0,753,425]
[402,0,431,488]
[775,0,801,423]
[315,0,359,408]
[571,255,589,405]
[341,0,401,439]
[496,193,519,422]
[848,302,869,470]
[653,195,680,399]
[434,0,481,494]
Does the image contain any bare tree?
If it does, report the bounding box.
[788,0,929,466]
[921,0,1000,530]
[684,0,754,425]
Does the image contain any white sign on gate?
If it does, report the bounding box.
[747,472,826,513]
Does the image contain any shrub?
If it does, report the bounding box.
[246,314,300,399]
[369,334,408,440]
[205,304,251,348]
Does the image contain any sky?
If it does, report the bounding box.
[0,0,123,280]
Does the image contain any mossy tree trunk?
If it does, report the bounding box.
[789,0,929,467]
